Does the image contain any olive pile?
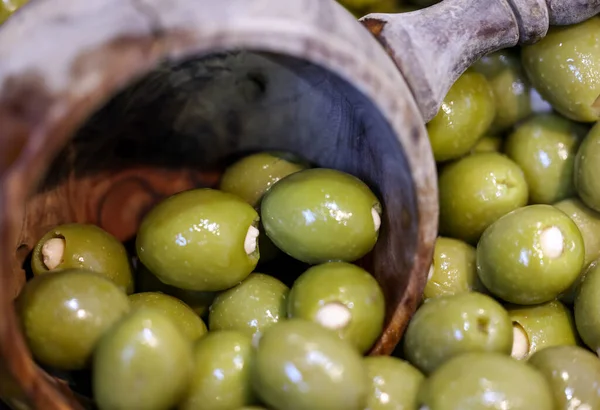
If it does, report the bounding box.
[407,12,600,410]
[5,1,600,410]
[17,153,389,410]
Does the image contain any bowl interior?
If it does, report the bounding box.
[6,49,418,400]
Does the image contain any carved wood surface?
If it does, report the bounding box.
[361,0,600,122]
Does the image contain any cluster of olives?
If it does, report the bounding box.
[5,2,600,410]
[400,12,600,410]
[15,152,392,410]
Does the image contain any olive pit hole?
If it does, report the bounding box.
[476,316,490,335]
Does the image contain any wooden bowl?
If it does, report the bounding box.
[0,0,437,408]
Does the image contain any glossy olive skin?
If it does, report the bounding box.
[403,292,513,374]
[364,357,424,410]
[219,152,308,208]
[477,205,584,305]
[209,273,289,340]
[418,352,554,410]
[472,49,533,132]
[522,16,600,123]
[93,307,193,410]
[179,331,255,410]
[137,189,259,291]
[252,319,368,410]
[555,197,600,267]
[575,122,600,212]
[507,301,578,361]
[561,260,596,308]
[31,223,134,294]
[529,345,600,410]
[555,197,600,304]
[424,237,486,300]
[505,114,586,204]
[16,269,130,370]
[287,262,385,353]
[136,264,216,317]
[574,262,600,353]
[0,0,28,24]
[129,292,207,342]
[427,71,496,162]
[261,169,381,264]
[439,153,528,244]
[470,134,503,154]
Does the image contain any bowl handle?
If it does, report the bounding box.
[361,0,600,122]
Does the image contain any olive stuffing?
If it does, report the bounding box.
[8,7,600,410]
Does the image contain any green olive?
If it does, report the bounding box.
[522,16,600,122]
[424,237,486,300]
[93,307,193,410]
[261,168,381,264]
[574,261,600,353]
[477,205,584,305]
[418,352,554,410]
[555,197,600,268]
[287,262,385,353]
[561,260,597,309]
[364,357,424,410]
[0,0,29,24]
[136,188,260,291]
[252,319,368,410]
[219,152,308,208]
[179,331,256,410]
[472,49,533,132]
[31,223,134,294]
[427,71,496,162]
[136,263,216,317]
[505,114,586,204]
[16,269,130,370]
[338,0,400,16]
[403,292,513,374]
[507,301,578,361]
[209,273,289,341]
[470,134,503,154]
[529,345,600,410]
[129,292,207,342]
[575,121,600,212]
[439,153,528,244]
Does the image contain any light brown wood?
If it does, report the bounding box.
[361,0,600,122]
[0,0,437,408]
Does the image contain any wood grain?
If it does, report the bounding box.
[361,0,600,122]
[0,0,437,408]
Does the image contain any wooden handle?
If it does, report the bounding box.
[361,0,600,122]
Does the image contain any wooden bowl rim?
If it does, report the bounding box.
[0,0,438,407]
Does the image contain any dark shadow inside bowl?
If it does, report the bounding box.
[12,50,417,366]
